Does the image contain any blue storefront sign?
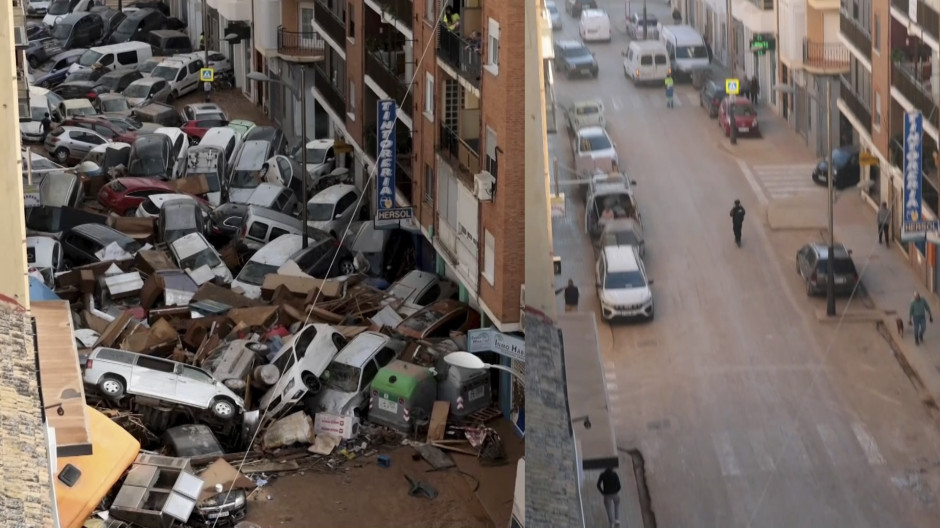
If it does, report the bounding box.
[901,111,926,242]
[375,99,397,226]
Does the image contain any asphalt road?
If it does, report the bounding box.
[550,1,940,525]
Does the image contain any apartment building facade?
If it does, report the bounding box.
[839,0,940,291]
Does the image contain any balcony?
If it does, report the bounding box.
[917,2,940,42]
[437,29,482,89]
[803,39,850,73]
[365,49,413,119]
[277,26,326,62]
[439,125,481,183]
[375,0,413,28]
[891,59,940,130]
[315,2,347,50]
[312,63,346,117]
[840,12,871,55]
[840,76,872,133]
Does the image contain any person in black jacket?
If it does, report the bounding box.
[597,467,622,527]
[556,279,580,312]
[40,112,52,143]
[730,199,746,246]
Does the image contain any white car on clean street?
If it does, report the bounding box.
[596,245,653,321]
[573,125,619,176]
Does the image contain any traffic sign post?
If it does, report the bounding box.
[726,79,739,144]
[200,68,215,82]
[725,78,739,95]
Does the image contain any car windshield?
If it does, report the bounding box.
[307,202,335,221]
[124,83,150,98]
[129,153,166,176]
[179,247,221,270]
[305,147,329,164]
[563,46,592,59]
[676,45,709,59]
[576,105,599,116]
[604,231,640,246]
[323,361,361,393]
[732,103,755,116]
[605,270,646,289]
[832,149,853,167]
[101,98,129,112]
[51,22,72,40]
[386,283,416,300]
[30,106,48,121]
[237,261,279,286]
[231,169,263,189]
[70,105,96,116]
[48,0,69,15]
[165,208,196,230]
[151,65,179,81]
[582,133,612,151]
[138,60,160,73]
[77,50,103,67]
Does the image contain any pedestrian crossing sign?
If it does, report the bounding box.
[725,78,740,95]
[200,68,214,82]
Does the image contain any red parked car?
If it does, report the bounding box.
[63,116,140,144]
[181,103,230,144]
[718,98,760,137]
[97,177,177,216]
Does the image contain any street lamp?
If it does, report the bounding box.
[248,70,311,249]
[443,351,525,385]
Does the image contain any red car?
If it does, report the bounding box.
[181,103,230,144]
[63,116,139,144]
[718,98,760,137]
[97,177,177,216]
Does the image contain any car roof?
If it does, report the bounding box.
[305,138,335,149]
[555,39,586,49]
[59,11,98,22]
[133,133,171,149]
[250,234,304,263]
[603,245,641,272]
[201,127,235,142]
[97,92,125,100]
[578,125,607,137]
[246,204,301,225]
[807,242,851,259]
[71,223,133,242]
[309,184,358,203]
[130,77,165,86]
[572,99,602,109]
[187,103,223,113]
[581,8,608,17]
[148,193,195,206]
[332,332,389,366]
[630,40,667,52]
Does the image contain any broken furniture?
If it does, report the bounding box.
[109,454,204,528]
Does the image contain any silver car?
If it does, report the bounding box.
[305,184,363,238]
[44,126,109,165]
[82,347,246,419]
[123,77,172,107]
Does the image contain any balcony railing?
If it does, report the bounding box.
[365,50,413,119]
[437,29,482,88]
[375,0,413,27]
[314,3,346,49]
[893,0,910,13]
[439,125,481,180]
[917,2,940,42]
[840,76,872,133]
[312,63,346,117]
[892,59,940,130]
[803,39,850,72]
[277,26,326,59]
[840,12,871,55]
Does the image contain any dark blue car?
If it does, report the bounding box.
[31,49,85,88]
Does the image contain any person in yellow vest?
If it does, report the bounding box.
[664,73,675,108]
[443,5,460,32]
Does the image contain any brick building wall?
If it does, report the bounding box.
[0,299,54,528]
[414,0,439,232]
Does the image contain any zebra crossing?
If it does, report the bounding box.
[750,163,824,201]
[603,90,700,112]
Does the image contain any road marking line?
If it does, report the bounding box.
[712,432,742,477]
[748,430,776,472]
[851,422,886,465]
[735,159,769,206]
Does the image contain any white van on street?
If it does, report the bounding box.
[69,42,154,74]
[622,40,671,85]
[659,25,709,80]
[579,8,611,42]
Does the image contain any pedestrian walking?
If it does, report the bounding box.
[909,292,934,345]
[730,199,746,246]
[750,74,760,104]
[664,73,675,108]
[877,201,891,246]
[556,279,580,312]
[740,76,751,102]
[39,112,51,143]
[597,467,622,527]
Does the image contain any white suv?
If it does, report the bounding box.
[596,245,654,321]
[150,57,203,101]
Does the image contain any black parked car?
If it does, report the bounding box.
[699,79,726,118]
[127,133,175,179]
[148,29,193,56]
[159,200,208,244]
[65,68,105,84]
[60,223,142,267]
[53,79,103,100]
[50,11,104,49]
[94,69,144,95]
[812,146,861,190]
[109,8,168,44]
[795,242,860,297]
[89,6,127,43]
[553,39,598,78]
[208,202,249,242]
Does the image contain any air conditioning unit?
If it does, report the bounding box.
[14,26,28,49]
[473,171,495,202]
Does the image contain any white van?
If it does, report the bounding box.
[21,86,65,143]
[622,40,671,85]
[659,25,709,80]
[69,42,153,74]
[199,127,241,167]
[42,0,94,28]
[149,56,204,100]
[579,9,611,42]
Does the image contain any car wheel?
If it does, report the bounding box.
[98,376,125,399]
[339,259,356,275]
[210,398,237,420]
[302,371,322,393]
[53,148,69,164]
[647,306,655,321]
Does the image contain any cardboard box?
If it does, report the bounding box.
[174,174,210,196]
[107,216,154,240]
[135,250,178,275]
[314,413,360,440]
[261,275,344,299]
[79,269,96,294]
[191,283,261,308]
[139,274,165,309]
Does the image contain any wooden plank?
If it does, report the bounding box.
[92,310,133,349]
[430,441,478,456]
[427,401,450,442]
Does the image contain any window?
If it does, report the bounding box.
[248,221,269,239]
[424,164,434,204]
[417,284,441,305]
[136,356,175,373]
[486,18,500,75]
[873,13,880,52]
[483,230,495,285]
[424,73,434,119]
[270,227,290,240]
[875,93,882,130]
[348,79,356,118]
[426,0,436,24]
[375,347,397,367]
[300,5,315,34]
[180,366,212,382]
[348,2,355,39]
[360,360,379,391]
[485,127,498,178]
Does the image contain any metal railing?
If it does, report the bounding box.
[437,29,482,88]
[803,39,850,71]
[891,60,940,129]
[917,2,940,41]
[375,0,413,26]
[439,125,481,177]
[312,63,346,117]
[365,50,413,118]
[277,26,326,58]
[314,3,346,49]
[839,12,871,55]
[840,76,872,133]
